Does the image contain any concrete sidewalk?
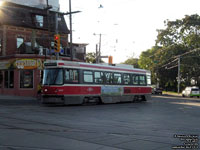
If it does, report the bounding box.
[163,91,182,97]
[0,94,37,100]
[0,94,38,105]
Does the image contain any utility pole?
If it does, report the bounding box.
[178,55,181,93]
[69,0,73,61]
[45,0,52,59]
[55,12,59,60]
[96,44,98,63]
[98,33,101,63]
[62,2,81,61]
[94,33,102,63]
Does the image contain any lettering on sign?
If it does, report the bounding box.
[15,59,39,69]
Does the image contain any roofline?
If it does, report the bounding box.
[2,1,62,14]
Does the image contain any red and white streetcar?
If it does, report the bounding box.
[41,60,152,105]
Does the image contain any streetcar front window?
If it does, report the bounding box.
[43,69,63,85]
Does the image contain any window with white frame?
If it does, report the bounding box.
[35,15,44,27]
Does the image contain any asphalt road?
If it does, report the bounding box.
[0,95,199,150]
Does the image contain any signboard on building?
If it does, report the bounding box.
[3,0,60,11]
[0,61,11,69]
[14,59,43,69]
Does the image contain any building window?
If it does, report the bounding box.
[4,70,14,88]
[17,37,24,48]
[83,71,93,83]
[35,15,43,27]
[20,70,33,88]
[0,38,2,55]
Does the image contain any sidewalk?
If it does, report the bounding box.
[163,91,182,97]
[0,94,38,105]
[0,94,37,100]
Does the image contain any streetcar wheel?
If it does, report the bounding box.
[141,95,146,101]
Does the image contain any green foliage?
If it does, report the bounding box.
[123,57,139,68]
[86,52,96,63]
[86,52,105,63]
[134,14,200,91]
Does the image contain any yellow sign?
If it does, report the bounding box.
[14,59,42,69]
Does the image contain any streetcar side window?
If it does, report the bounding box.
[132,74,139,85]
[64,69,79,83]
[105,72,113,84]
[113,73,122,84]
[123,74,131,85]
[83,70,93,83]
[147,75,151,85]
[139,75,146,85]
[94,71,104,84]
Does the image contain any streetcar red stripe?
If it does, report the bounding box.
[42,86,152,95]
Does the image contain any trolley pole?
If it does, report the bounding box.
[69,0,73,61]
[178,56,180,93]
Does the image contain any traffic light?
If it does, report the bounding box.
[108,56,113,64]
[54,34,60,52]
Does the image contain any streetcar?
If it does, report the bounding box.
[41,60,152,105]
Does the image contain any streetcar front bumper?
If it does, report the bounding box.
[41,95,64,104]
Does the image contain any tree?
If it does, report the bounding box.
[151,14,200,91]
[86,52,105,63]
[123,57,139,68]
[86,52,96,63]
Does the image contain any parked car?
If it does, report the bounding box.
[182,86,200,98]
[152,87,163,95]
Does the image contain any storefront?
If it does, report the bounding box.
[0,58,43,97]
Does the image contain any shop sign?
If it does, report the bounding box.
[0,61,10,69]
[15,59,42,69]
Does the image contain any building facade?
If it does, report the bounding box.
[0,2,86,97]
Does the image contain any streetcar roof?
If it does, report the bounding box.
[44,60,150,74]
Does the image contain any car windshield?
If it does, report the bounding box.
[42,68,63,85]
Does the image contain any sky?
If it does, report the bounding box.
[59,0,200,63]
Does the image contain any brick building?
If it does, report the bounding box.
[0,1,86,97]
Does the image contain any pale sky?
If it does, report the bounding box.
[59,0,200,63]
